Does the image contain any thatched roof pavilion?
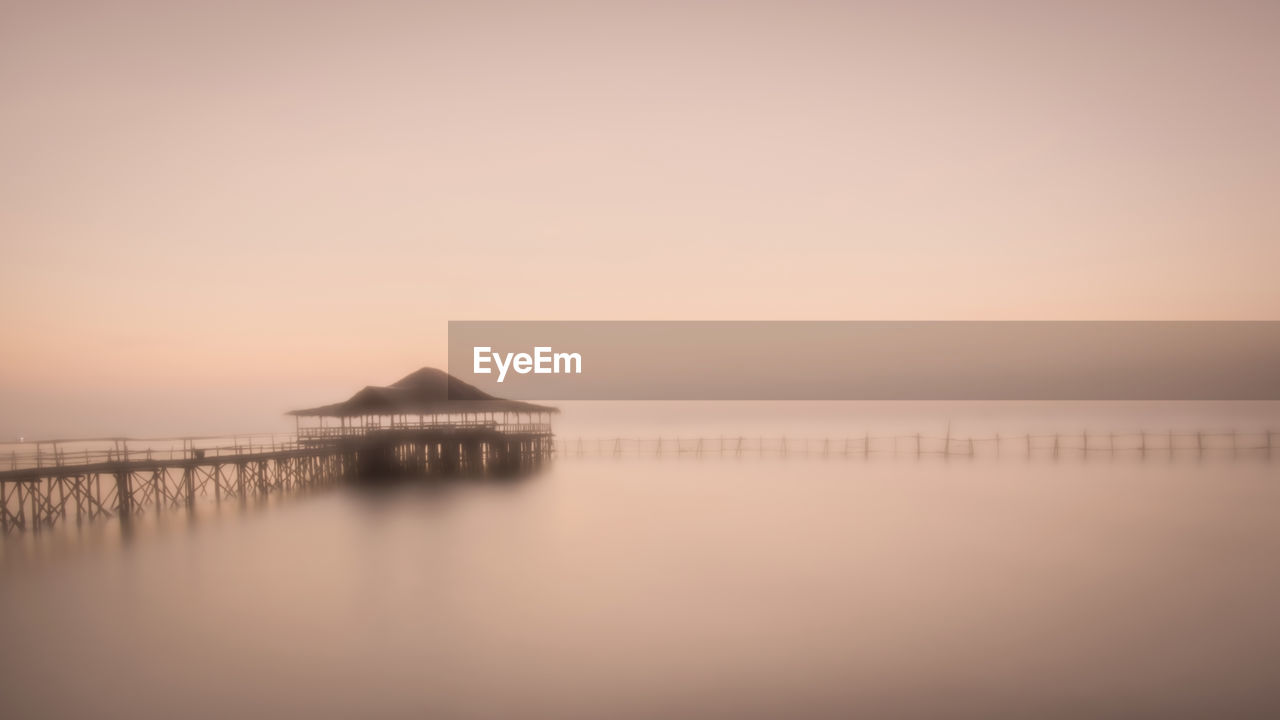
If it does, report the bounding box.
[290,368,557,439]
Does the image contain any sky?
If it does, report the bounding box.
[2,0,1279,436]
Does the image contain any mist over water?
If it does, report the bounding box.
[3,402,1279,719]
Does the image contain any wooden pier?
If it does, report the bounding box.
[1,368,559,534]
[0,424,555,534]
[0,438,347,533]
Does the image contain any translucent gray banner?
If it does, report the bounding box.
[447,321,1280,400]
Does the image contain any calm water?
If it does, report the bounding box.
[3,404,1279,719]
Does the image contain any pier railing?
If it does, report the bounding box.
[2,421,558,473]
[2,434,309,474]
[298,419,553,440]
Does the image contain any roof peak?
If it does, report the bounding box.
[288,367,557,416]
[389,367,452,387]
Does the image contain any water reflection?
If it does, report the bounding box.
[2,455,1279,719]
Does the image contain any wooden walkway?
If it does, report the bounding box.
[1,425,555,534]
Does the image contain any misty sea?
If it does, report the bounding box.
[2,402,1278,719]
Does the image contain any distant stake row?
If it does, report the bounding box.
[557,431,1277,459]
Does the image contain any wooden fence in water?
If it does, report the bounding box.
[558,430,1276,460]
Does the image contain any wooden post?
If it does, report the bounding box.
[114,469,131,518]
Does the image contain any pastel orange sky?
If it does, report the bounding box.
[2,0,1279,436]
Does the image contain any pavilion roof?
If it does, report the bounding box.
[288,368,558,417]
